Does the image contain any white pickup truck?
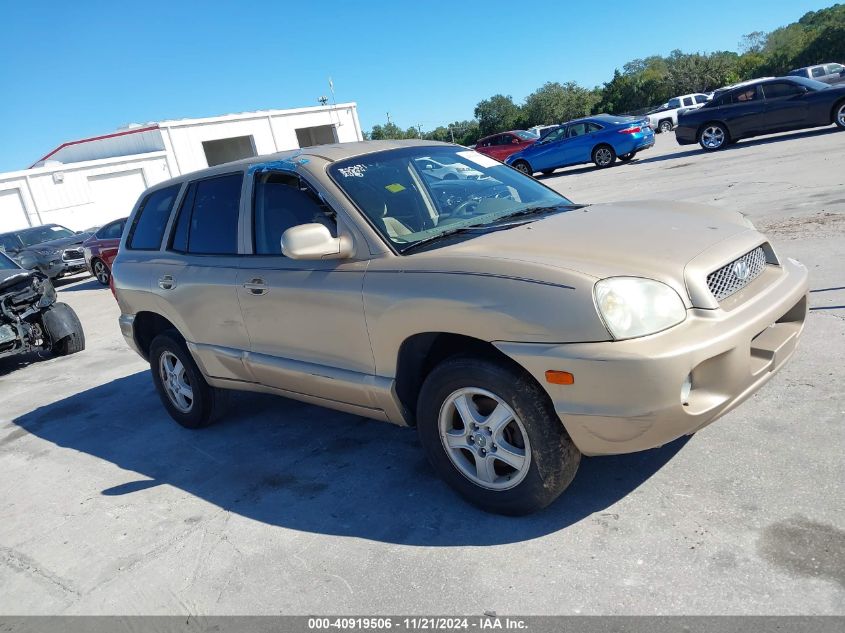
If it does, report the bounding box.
[646,93,711,133]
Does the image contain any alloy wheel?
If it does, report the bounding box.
[438,387,531,491]
[159,351,194,413]
[595,147,613,166]
[93,260,109,284]
[659,120,672,133]
[837,103,845,127]
[701,126,726,149]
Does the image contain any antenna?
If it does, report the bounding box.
[328,77,342,127]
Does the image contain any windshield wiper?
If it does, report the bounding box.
[490,202,587,224]
[399,223,518,254]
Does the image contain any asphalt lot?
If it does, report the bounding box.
[1,128,843,615]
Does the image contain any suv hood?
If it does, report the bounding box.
[421,200,756,306]
[20,234,90,253]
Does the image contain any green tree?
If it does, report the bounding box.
[474,95,522,137]
[522,81,600,125]
[369,122,409,140]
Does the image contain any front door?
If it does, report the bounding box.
[235,170,375,406]
[761,81,811,131]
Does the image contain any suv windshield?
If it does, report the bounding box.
[329,146,573,252]
[17,225,76,247]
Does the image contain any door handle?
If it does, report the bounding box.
[243,278,268,296]
[158,275,175,290]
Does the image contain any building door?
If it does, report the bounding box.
[88,169,147,227]
[0,189,29,233]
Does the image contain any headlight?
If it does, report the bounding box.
[594,277,687,340]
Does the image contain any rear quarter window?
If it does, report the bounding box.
[127,184,182,250]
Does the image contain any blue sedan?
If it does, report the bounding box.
[505,114,655,175]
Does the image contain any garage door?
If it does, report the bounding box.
[0,188,30,233]
[87,170,147,227]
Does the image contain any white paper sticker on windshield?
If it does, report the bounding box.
[456,150,502,169]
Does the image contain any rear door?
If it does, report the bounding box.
[235,169,374,405]
[723,86,766,137]
[150,172,252,381]
[761,81,811,130]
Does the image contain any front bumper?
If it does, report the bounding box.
[495,258,809,456]
[42,257,88,278]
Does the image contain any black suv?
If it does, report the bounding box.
[0,224,92,279]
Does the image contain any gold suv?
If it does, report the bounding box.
[113,140,808,515]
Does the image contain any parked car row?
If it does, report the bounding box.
[0,217,129,287]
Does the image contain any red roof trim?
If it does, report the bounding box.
[30,125,160,168]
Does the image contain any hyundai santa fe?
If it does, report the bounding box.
[112,140,808,515]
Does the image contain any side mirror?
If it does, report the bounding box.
[281,223,352,260]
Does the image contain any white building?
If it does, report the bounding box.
[0,103,363,232]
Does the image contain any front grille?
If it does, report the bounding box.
[62,248,84,261]
[707,246,767,301]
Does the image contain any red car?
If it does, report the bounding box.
[82,217,127,285]
[475,130,538,162]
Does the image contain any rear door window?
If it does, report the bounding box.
[695,95,709,104]
[731,87,760,103]
[127,184,182,250]
[170,173,243,255]
[811,66,826,78]
[682,97,694,107]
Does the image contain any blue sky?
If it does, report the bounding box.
[0,0,833,171]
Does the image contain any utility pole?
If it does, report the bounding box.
[386,112,392,125]
[448,125,455,143]
[416,124,423,139]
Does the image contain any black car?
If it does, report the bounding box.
[0,224,93,279]
[0,251,85,362]
[675,76,845,151]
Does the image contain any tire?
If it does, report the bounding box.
[512,160,533,176]
[698,122,729,151]
[619,151,637,161]
[149,331,227,429]
[52,308,85,356]
[658,119,673,133]
[834,100,845,130]
[92,258,110,285]
[416,356,581,515]
[592,144,616,168]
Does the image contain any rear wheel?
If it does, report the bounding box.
[592,145,616,168]
[658,119,673,133]
[416,356,581,515]
[699,123,729,150]
[92,259,110,285]
[512,160,532,176]
[149,331,226,429]
[834,101,845,129]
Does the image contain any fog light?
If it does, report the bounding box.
[681,374,692,406]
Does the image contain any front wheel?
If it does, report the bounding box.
[417,356,581,515]
[512,160,532,176]
[592,145,616,168]
[699,123,729,150]
[149,331,227,429]
[835,101,845,129]
[658,119,673,133]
